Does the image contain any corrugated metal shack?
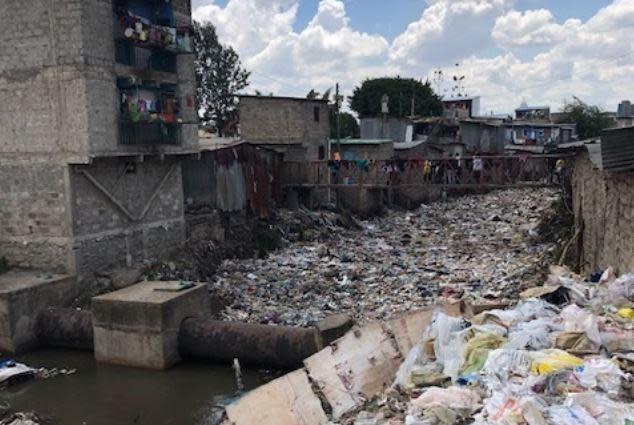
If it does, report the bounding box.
[182,141,282,219]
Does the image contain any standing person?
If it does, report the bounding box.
[455,153,462,183]
[473,154,483,183]
[554,158,566,184]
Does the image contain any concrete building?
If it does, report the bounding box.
[506,122,575,145]
[515,102,551,122]
[0,0,198,279]
[333,139,394,161]
[616,100,634,128]
[237,95,330,161]
[360,117,413,143]
[442,96,481,120]
[459,119,507,154]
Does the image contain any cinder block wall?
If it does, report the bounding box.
[71,157,185,277]
[239,97,330,159]
[572,151,634,274]
[0,161,74,272]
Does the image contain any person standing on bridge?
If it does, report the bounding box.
[473,155,483,183]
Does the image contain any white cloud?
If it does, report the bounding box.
[492,9,580,48]
[193,0,634,113]
[194,0,389,97]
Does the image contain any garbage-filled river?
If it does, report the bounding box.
[1,349,277,425]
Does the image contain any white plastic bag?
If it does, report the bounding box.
[573,358,624,395]
[560,305,602,345]
[506,318,562,350]
[425,312,467,381]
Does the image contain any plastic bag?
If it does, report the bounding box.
[560,305,602,345]
[573,358,624,395]
[506,318,562,350]
[529,349,584,375]
[461,332,506,375]
[394,344,424,388]
[565,392,634,425]
[481,349,532,389]
[424,312,467,381]
[410,386,480,411]
[545,405,599,425]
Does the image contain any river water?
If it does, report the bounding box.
[1,349,278,425]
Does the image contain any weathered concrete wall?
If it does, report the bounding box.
[0,0,197,159]
[239,97,329,160]
[572,151,634,274]
[71,157,186,277]
[0,160,74,272]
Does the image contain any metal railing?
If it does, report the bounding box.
[118,121,181,146]
[281,155,572,188]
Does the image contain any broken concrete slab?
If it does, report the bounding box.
[316,313,354,346]
[0,271,76,353]
[304,322,402,420]
[224,368,328,425]
[92,281,210,369]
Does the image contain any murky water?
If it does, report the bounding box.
[1,349,278,425]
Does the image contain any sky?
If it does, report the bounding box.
[192,0,634,114]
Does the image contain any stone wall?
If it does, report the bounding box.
[340,143,394,161]
[239,96,330,160]
[0,160,74,272]
[572,150,634,274]
[70,157,185,277]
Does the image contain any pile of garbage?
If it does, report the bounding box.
[345,266,634,425]
[211,188,560,326]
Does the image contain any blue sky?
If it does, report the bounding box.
[210,0,614,40]
[194,0,634,113]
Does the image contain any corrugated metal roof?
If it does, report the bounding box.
[333,139,393,145]
[600,126,634,172]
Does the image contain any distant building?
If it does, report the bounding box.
[331,139,394,161]
[442,96,481,120]
[360,117,413,143]
[459,118,507,154]
[616,100,634,128]
[238,95,330,161]
[506,122,576,145]
[515,102,551,122]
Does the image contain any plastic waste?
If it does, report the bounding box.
[410,386,480,411]
[482,349,532,385]
[424,312,467,381]
[461,332,505,375]
[560,305,602,345]
[617,307,634,320]
[573,358,624,395]
[393,344,424,388]
[506,318,562,350]
[529,349,584,375]
[565,392,634,425]
[545,404,599,425]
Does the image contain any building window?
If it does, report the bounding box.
[318,145,325,160]
[313,106,320,122]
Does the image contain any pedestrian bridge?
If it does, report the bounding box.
[281,155,569,189]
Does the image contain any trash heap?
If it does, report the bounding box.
[211,188,560,327]
[346,266,634,425]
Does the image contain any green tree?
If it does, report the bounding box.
[193,21,250,135]
[330,111,359,139]
[349,77,442,118]
[556,97,616,139]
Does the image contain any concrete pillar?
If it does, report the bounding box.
[92,281,210,369]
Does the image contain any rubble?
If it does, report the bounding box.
[340,266,634,425]
[211,188,561,327]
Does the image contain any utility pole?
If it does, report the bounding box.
[335,83,341,155]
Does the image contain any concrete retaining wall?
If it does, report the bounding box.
[572,151,634,274]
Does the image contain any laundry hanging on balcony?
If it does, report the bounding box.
[117,10,192,53]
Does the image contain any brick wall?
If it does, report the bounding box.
[572,151,634,274]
